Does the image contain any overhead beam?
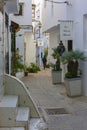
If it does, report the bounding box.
[45,0,69,5]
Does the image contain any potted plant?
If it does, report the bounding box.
[24,65,28,76]
[11,53,24,77]
[51,48,62,84]
[61,50,86,96]
[27,63,40,73]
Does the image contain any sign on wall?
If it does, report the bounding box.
[37,39,44,46]
[60,20,73,40]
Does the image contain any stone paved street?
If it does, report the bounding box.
[21,68,87,130]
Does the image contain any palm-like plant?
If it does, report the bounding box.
[51,48,61,71]
[61,50,86,78]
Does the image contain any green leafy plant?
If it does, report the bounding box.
[23,64,28,71]
[61,50,86,78]
[11,54,24,75]
[27,63,40,73]
[51,48,62,71]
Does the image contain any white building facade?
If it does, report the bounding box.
[42,0,67,63]
[42,0,87,95]
[0,0,19,100]
[66,0,87,95]
[10,0,36,70]
[0,1,40,129]
[32,0,49,68]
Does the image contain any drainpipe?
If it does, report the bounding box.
[8,16,11,74]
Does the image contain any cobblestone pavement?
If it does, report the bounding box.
[21,68,87,130]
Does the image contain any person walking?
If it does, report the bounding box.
[42,55,47,70]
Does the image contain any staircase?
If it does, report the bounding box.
[0,74,40,130]
[0,95,29,130]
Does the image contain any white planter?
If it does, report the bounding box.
[51,70,62,84]
[16,71,24,79]
[64,77,82,97]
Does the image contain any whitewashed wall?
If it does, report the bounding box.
[11,0,32,25]
[0,13,4,99]
[67,0,87,50]
[16,29,24,63]
[42,0,67,32]
[48,26,66,66]
[67,0,87,95]
[10,0,33,72]
[48,26,60,63]
[41,0,67,66]
[24,32,36,66]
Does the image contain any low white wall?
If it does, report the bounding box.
[16,71,24,79]
[24,32,36,66]
[4,74,40,118]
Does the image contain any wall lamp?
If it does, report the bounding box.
[45,0,71,5]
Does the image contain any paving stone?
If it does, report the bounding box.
[21,69,87,130]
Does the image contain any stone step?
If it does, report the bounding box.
[0,95,18,127]
[0,96,30,130]
[16,107,30,122]
[30,118,40,130]
[30,118,47,130]
[0,127,25,130]
[0,95,18,107]
[16,107,30,130]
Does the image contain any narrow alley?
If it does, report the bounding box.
[1,0,87,130]
[21,68,87,130]
[21,68,66,108]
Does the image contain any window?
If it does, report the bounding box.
[32,4,36,21]
[14,3,24,16]
[19,4,23,15]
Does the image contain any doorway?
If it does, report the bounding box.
[68,40,73,51]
